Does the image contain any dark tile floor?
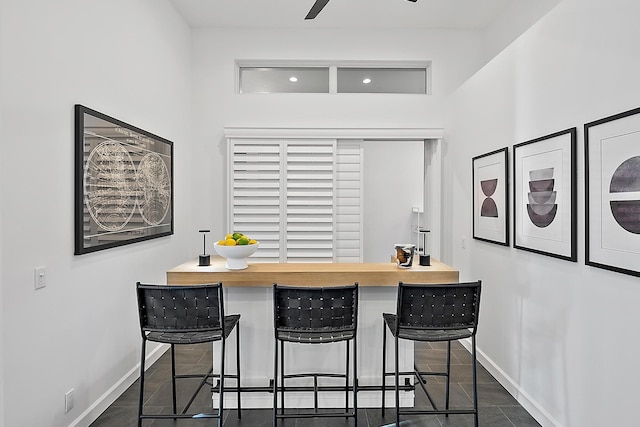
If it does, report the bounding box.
[91,342,540,426]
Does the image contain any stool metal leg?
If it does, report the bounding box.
[138,339,146,427]
[273,337,278,427]
[236,321,242,418]
[170,344,177,414]
[345,340,350,414]
[280,340,285,414]
[472,335,479,427]
[314,373,319,413]
[446,340,451,414]
[354,334,358,425]
[394,334,400,427]
[218,338,226,427]
[381,319,387,415]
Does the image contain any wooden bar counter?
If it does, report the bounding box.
[167,256,459,287]
[166,257,459,409]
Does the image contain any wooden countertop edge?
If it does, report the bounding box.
[167,257,459,287]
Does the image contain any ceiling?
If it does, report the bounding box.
[169,0,515,30]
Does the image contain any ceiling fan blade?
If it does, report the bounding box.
[407,0,417,2]
[305,0,331,20]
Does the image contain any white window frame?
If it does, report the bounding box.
[225,127,444,262]
[235,60,432,95]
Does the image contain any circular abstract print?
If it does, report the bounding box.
[609,155,640,234]
[84,141,136,231]
[136,152,171,225]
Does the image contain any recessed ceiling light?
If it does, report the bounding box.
[289,76,298,82]
[362,78,372,84]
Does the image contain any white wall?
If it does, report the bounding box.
[363,140,424,262]
[191,27,487,235]
[480,0,561,66]
[0,0,5,422]
[0,1,193,426]
[444,0,640,425]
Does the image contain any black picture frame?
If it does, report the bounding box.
[585,107,640,277]
[74,105,174,255]
[513,128,577,261]
[472,147,509,246]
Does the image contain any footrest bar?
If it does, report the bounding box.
[276,411,356,419]
[140,413,220,420]
[212,383,413,393]
[399,408,477,416]
[181,366,214,415]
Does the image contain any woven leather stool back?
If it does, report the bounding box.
[273,284,358,332]
[137,283,223,334]
[397,281,481,333]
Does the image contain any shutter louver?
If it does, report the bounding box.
[285,141,335,262]
[231,141,281,261]
[335,141,362,262]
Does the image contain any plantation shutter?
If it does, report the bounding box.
[229,138,361,262]
[285,140,335,262]
[335,140,363,262]
[230,140,281,261]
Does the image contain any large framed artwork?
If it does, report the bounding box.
[74,105,173,255]
[513,128,577,261]
[472,147,509,246]
[585,107,640,277]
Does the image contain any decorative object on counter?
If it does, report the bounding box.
[198,229,211,266]
[214,242,260,270]
[394,244,415,268]
[215,232,258,247]
[585,106,640,277]
[74,105,173,255]
[411,206,431,265]
[513,128,577,261]
[214,232,259,270]
[472,147,509,246]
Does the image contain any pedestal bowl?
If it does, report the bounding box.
[214,242,259,270]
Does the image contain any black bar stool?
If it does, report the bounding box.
[136,282,241,427]
[382,281,482,427]
[272,283,359,426]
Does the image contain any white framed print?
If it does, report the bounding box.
[472,147,509,246]
[585,107,640,277]
[513,128,577,261]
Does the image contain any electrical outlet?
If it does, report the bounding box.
[34,266,46,289]
[65,389,74,413]
[461,236,466,249]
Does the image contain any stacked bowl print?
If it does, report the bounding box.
[527,167,557,228]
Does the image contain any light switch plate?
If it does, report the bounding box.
[34,266,46,289]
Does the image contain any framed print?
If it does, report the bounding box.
[74,105,173,255]
[585,107,640,277]
[513,128,577,261]
[473,147,509,246]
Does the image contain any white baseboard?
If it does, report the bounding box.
[69,343,169,427]
[460,339,562,427]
